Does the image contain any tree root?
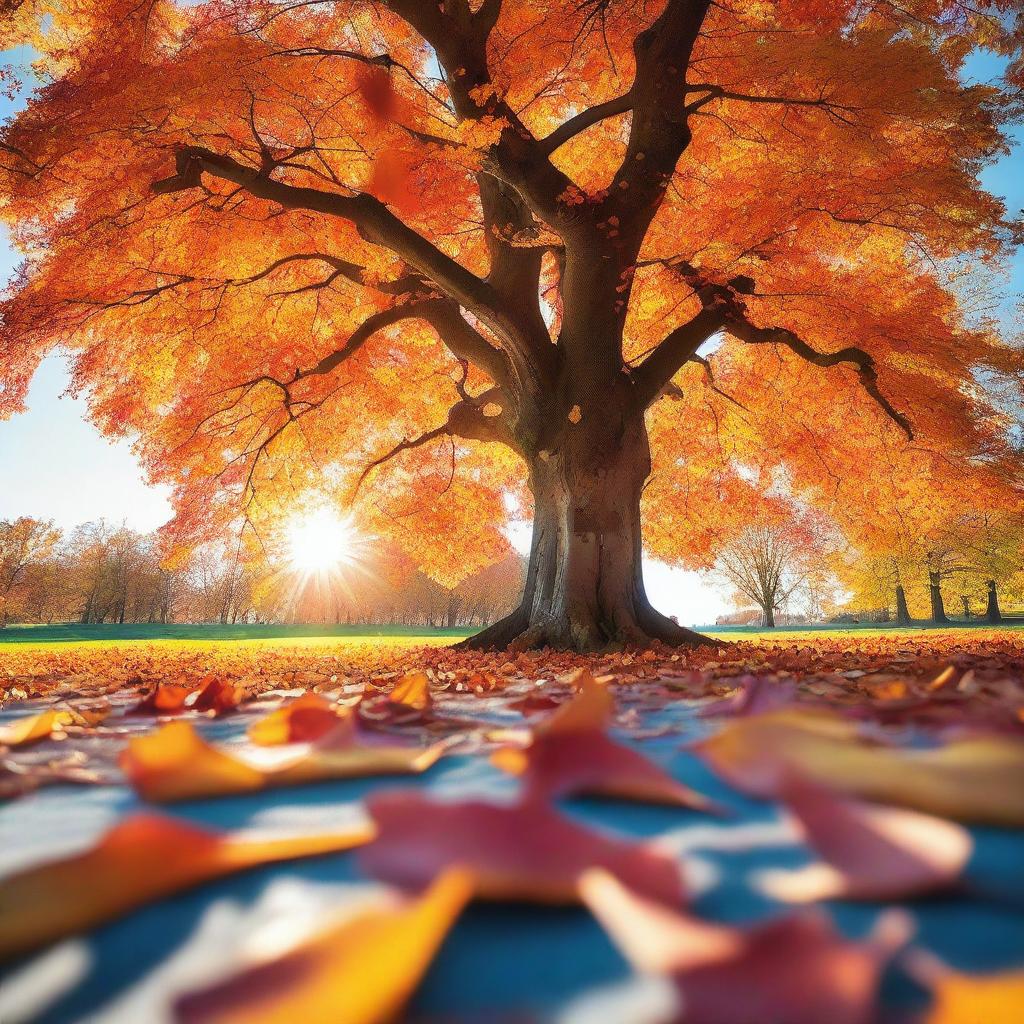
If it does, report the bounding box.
[457,600,721,653]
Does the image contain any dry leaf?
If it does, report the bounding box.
[174,868,473,1024]
[360,790,685,904]
[0,814,373,960]
[120,721,444,802]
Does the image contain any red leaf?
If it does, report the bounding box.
[360,791,686,905]
[581,869,911,1024]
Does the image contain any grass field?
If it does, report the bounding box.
[0,618,1021,650]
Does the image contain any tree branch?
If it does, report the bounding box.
[633,305,727,407]
[152,146,519,344]
[725,315,915,440]
[539,90,634,155]
[355,385,515,496]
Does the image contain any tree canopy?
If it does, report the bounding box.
[0,0,1021,647]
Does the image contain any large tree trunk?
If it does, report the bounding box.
[928,570,948,624]
[467,398,711,651]
[894,584,911,626]
[761,605,776,629]
[985,579,1002,624]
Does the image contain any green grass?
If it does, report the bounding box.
[0,618,1020,650]
[0,622,476,647]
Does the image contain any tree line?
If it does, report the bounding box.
[3,508,1020,631]
[0,518,523,629]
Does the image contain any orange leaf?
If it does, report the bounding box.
[247,693,350,746]
[0,814,373,961]
[174,868,473,1024]
[0,709,74,746]
[120,721,444,802]
[388,671,431,712]
[907,952,1024,1024]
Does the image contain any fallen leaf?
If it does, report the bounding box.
[581,869,910,1024]
[129,683,195,715]
[120,721,444,802]
[388,671,431,711]
[189,677,243,714]
[247,693,350,746]
[755,775,971,902]
[905,950,1024,1024]
[129,676,240,717]
[697,675,797,718]
[174,868,472,1024]
[696,708,1024,825]
[0,814,373,960]
[0,709,74,746]
[359,791,685,905]
[492,669,716,811]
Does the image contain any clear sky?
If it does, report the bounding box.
[0,48,1019,625]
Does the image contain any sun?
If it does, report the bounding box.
[285,507,361,575]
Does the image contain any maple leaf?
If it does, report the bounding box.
[754,774,972,902]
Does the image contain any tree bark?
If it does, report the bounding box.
[762,605,776,629]
[894,584,911,626]
[928,570,948,624]
[986,579,1002,624]
[466,398,712,651]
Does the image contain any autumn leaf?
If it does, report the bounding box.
[492,670,717,810]
[0,814,373,961]
[174,868,472,1024]
[696,708,1024,825]
[906,950,1024,1024]
[247,693,351,745]
[0,708,74,745]
[581,869,911,1024]
[754,775,972,902]
[120,720,444,802]
[129,676,240,716]
[359,790,685,905]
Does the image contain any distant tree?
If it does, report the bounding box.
[717,518,822,629]
[0,517,60,625]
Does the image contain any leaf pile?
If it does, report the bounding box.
[1,633,1023,1021]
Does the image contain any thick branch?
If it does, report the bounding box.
[606,0,713,251]
[152,147,518,342]
[540,90,634,155]
[633,305,726,407]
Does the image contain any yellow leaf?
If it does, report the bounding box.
[0,709,74,746]
[174,868,474,1024]
[121,721,444,803]
[698,709,1024,826]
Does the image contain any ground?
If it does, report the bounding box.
[1,624,1023,1022]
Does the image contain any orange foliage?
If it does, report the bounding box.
[0,0,1018,598]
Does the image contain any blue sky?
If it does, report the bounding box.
[0,47,1019,623]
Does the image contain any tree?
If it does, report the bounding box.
[0,2,1021,649]
[717,517,823,628]
[0,517,60,624]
